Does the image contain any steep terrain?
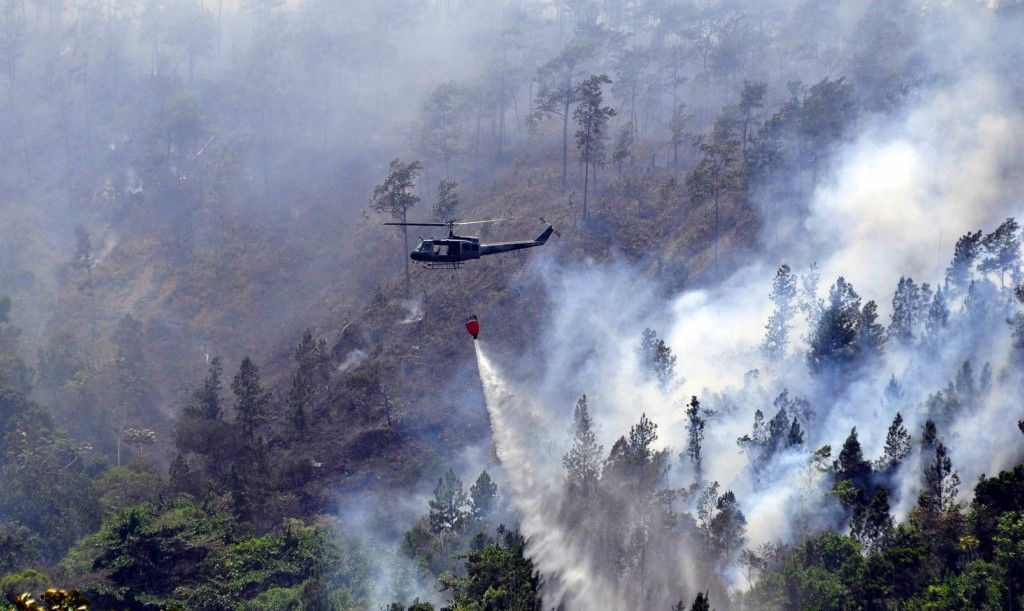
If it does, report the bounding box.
[3,1,1024,610]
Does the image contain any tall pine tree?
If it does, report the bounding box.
[762,264,798,363]
[429,469,468,534]
[231,357,272,443]
[564,396,603,501]
[684,396,706,484]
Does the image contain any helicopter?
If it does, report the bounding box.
[384,219,556,269]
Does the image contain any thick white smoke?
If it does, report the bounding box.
[806,73,1024,304]
[473,15,1024,610]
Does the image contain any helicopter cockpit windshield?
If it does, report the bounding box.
[415,240,449,256]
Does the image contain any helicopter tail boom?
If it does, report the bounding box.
[478,226,555,257]
[535,225,554,245]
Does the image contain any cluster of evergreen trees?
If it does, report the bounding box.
[742,463,1024,609]
[490,214,1024,609]
[554,395,745,608]
[170,331,332,528]
[393,470,545,611]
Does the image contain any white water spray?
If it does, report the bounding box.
[473,342,626,611]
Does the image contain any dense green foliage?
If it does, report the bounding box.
[33,498,368,610]
[742,467,1024,610]
[442,529,541,611]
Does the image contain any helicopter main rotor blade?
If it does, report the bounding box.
[383,218,511,227]
[450,218,511,226]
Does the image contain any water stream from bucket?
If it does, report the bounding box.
[473,342,624,610]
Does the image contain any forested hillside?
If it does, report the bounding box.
[2,1,1024,610]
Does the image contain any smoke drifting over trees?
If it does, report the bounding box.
[1,0,1024,610]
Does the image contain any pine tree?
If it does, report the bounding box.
[979,217,1021,291]
[668,104,690,168]
[884,374,902,402]
[432,179,460,220]
[924,287,949,344]
[834,428,871,488]
[231,356,272,442]
[611,124,633,176]
[737,409,768,466]
[418,82,462,178]
[787,420,804,447]
[921,419,937,451]
[690,592,711,611]
[709,490,747,562]
[684,396,706,484]
[889,276,920,344]
[72,224,98,339]
[921,441,960,512]
[964,278,1002,326]
[429,469,468,534]
[295,328,329,374]
[954,360,976,397]
[169,454,192,493]
[875,412,911,472]
[186,357,223,420]
[563,396,602,500]
[287,329,328,436]
[857,300,886,363]
[370,158,423,297]
[532,44,588,191]
[469,471,498,521]
[751,409,766,443]
[573,74,615,220]
[917,282,934,327]
[762,264,798,363]
[685,119,743,276]
[852,488,893,553]
[627,413,658,465]
[945,230,983,295]
[789,394,815,428]
[696,481,721,533]
[807,277,862,375]
[640,328,677,389]
[287,374,310,436]
[799,262,822,326]
[767,408,791,455]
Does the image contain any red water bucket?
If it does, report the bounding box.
[465,316,480,340]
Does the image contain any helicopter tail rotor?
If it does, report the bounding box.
[539,217,562,238]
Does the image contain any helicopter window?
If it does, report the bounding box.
[416,241,431,252]
[435,243,448,256]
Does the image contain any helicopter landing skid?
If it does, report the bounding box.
[420,261,464,270]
